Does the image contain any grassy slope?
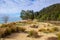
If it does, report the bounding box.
[0,20,60,40]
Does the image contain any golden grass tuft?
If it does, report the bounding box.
[0,22,26,38]
[16,27,26,32]
[30,24,38,28]
[56,32,60,40]
[27,30,40,38]
[39,27,59,33]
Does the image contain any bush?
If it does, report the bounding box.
[4,27,12,35]
[1,24,8,28]
[0,23,16,28]
[0,28,6,38]
[0,27,12,38]
[0,22,26,38]
[27,30,39,38]
[10,26,17,33]
[30,24,38,28]
[16,27,26,32]
[52,27,59,31]
[39,28,51,33]
[39,27,59,33]
[48,27,59,33]
[48,29,55,33]
[56,33,60,40]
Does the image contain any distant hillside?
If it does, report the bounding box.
[37,3,60,21]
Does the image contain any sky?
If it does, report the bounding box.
[0,0,60,14]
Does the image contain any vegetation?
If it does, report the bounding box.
[0,23,26,38]
[20,3,60,21]
[27,30,40,38]
[20,10,35,20]
[39,27,59,33]
[16,27,26,32]
[30,24,38,28]
[56,32,60,40]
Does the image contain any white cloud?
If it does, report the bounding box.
[0,0,60,14]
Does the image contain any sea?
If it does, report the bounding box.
[0,13,21,24]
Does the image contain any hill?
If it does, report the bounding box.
[38,3,60,21]
[20,3,60,21]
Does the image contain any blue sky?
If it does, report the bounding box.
[0,0,60,14]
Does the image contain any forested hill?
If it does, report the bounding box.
[38,3,60,21]
[20,3,60,21]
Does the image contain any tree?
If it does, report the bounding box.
[2,15,9,23]
[20,3,60,21]
[20,10,34,20]
[20,10,26,20]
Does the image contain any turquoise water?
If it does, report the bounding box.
[0,13,21,24]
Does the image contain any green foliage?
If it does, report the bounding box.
[38,3,60,21]
[20,10,34,20]
[20,3,60,21]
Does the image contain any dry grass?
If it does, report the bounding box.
[47,21,60,26]
[0,22,26,38]
[16,27,26,32]
[30,24,38,28]
[0,21,60,40]
[56,32,60,40]
[27,30,40,38]
[39,27,59,33]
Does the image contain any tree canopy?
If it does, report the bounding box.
[20,3,60,21]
